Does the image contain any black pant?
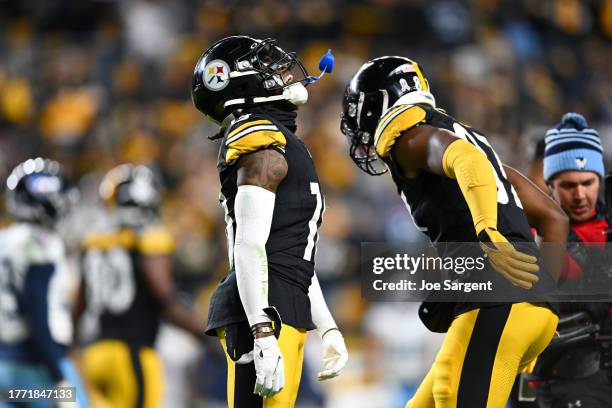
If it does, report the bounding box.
[533,371,612,408]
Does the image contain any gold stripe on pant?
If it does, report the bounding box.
[83,340,163,408]
[218,324,307,408]
[407,302,558,408]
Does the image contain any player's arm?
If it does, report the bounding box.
[235,148,287,326]
[22,264,90,407]
[140,254,204,338]
[393,124,539,288]
[503,165,568,281]
[308,273,348,381]
[394,125,499,231]
[236,148,288,397]
[72,273,87,342]
[72,251,89,344]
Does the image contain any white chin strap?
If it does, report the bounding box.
[224,83,309,109]
[393,91,436,108]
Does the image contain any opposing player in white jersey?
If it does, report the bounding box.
[0,158,89,407]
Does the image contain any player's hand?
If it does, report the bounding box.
[317,329,348,381]
[235,350,254,364]
[253,335,284,397]
[478,227,539,289]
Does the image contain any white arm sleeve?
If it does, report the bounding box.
[234,185,276,327]
[308,273,337,338]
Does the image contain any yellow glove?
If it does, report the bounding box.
[478,227,540,289]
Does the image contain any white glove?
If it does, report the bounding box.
[253,336,285,397]
[317,329,348,381]
[236,350,254,365]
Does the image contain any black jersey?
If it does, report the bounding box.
[206,113,323,335]
[375,103,557,312]
[376,103,532,243]
[81,226,174,347]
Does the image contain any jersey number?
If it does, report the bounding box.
[303,182,323,262]
[452,123,523,208]
[84,249,135,314]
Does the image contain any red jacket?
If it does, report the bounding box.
[562,209,608,279]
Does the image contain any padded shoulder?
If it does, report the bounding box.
[5,223,65,265]
[138,225,175,255]
[224,114,287,164]
[374,104,427,158]
[82,229,136,251]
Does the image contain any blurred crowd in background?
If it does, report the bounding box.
[0,0,611,406]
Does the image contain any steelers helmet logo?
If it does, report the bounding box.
[203,59,230,91]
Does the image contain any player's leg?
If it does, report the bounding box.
[264,325,307,408]
[218,324,307,408]
[407,303,556,408]
[405,309,480,408]
[404,367,435,408]
[218,327,262,408]
[433,308,480,408]
[83,340,138,408]
[484,303,557,407]
[139,346,164,408]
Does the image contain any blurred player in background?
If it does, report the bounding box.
[341,57,568,407]
[526,113,612,408]
[0,158,89,407]
[74,164,204,408]
[192,36,348,407]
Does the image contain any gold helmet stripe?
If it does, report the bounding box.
[411,61,428,91]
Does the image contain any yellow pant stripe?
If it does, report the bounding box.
[83,340,163,408]
[406,303,558,408]
[485,303,558,407]
[218,324,307,408]
[140,347,163,408]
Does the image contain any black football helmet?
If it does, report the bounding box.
[341,56,436,175]
[192,36,311,125]
[99,164,160,228]
[5,158,75,225]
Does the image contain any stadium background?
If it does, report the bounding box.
[0,0,611,406]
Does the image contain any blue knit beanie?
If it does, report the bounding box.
[543,112,603,182]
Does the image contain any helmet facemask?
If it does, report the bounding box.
[341,90,389,176]
[236,39,310,89]
[229,38,311,107]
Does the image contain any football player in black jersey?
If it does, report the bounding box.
[192,36,348,407]
[341,57,569,407]
[75,164,205,408]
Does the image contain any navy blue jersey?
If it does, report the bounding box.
[0,223,73,381]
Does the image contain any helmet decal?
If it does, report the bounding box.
[341,56,435,176]
[192,36,313,123]
[202,59,231,91]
